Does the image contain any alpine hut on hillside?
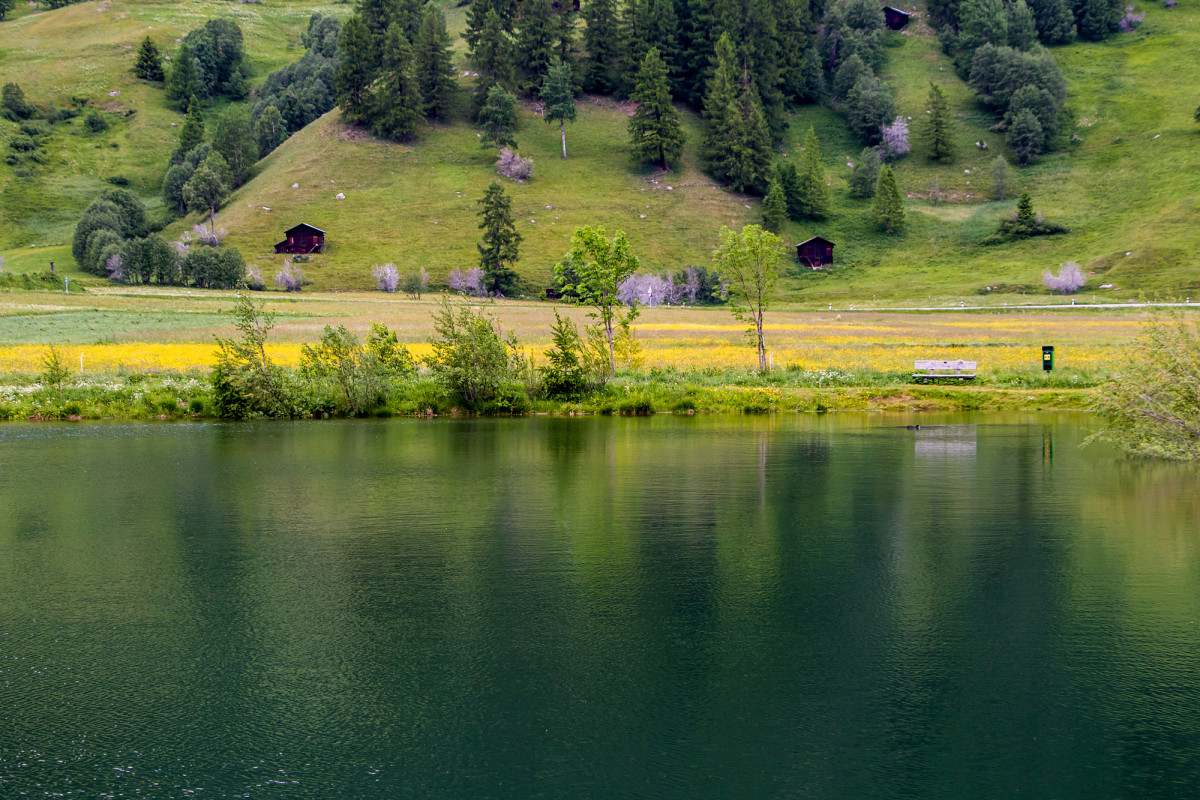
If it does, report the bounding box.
[274,223,325,255]
[883,6,911,29]
[796,236,835,269]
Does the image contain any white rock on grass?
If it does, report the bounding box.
[335,192,345,200]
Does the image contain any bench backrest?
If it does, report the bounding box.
[914,360,977,371]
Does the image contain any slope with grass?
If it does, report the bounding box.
[2,0,1199,304]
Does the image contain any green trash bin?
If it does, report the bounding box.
[1042,345,1054,371]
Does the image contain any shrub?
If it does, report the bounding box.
[299,324,410,416]
[427,300,526,409]
[372,262,399,292]
[402,267,429,298]
[245,265,265,291]
[849,146,882,198]
[211,291,296,419]
[2,82,33,120]
[496,147,533,181]
[879,116,910,160]
[447,266,486,296]
[84,110,109,133]
[1118,5,1145,30]
[1091,315,1200,460]
[1043,261,1085,293]
[274,261,306,291]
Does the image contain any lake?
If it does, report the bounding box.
[2,414,1199,798]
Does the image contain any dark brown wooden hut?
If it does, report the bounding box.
[796,236,835,269]
[883,6,911,29]
[274,223,325,255]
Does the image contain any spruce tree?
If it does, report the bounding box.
[774,160,802,220]
[923,82,954,161]
[359,0,399,55]
[0,0,14,22]
[773,0,813,103]
[551,3,578,67]
[795,126,830,219]
[762,179,787,233]
[582,0,622,94]
[336,15,377,123]
[179,96,205,155]
[848,146,881,198]
[516,0,556,95]
[644,0,681,95]
[477,180,523,296]
[727,72,773,193]
[464,0,495,52]
[1015,190,1036,227]
[165,44,198,108]
[873,165,905,233]
[415,6,457,120]
[134,37,165,82]
[702,34,739,179]
[371,24,423,141]
[479,84,519,151]
[542,57,577,158]
[628,47,685,170]
[1006,108,1044,165]
[471,8,515,111]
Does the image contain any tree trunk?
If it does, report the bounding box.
[605,317,615,376]
[756,311,767,371]
[561,121,567,159]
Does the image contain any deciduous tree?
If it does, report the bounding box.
[553,226,641,375]
[714,224,782,371]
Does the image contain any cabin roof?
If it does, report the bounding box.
[883,6,911,15]
[796,236,835,248]
[284,223,325,235]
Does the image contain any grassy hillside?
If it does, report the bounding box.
[2,0,1199,304]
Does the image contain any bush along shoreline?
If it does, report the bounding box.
[0,294,1099,423]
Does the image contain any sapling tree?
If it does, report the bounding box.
[211,291,293,419]
[714,224,783,371]
[541,56,576,158]
[553,225,641,375]
[427,299,522,407]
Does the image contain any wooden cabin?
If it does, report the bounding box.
[274,223,325,255]
[883,6,911,29]
[796,236,835,269]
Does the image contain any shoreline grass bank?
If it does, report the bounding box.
[0,368,1095,422]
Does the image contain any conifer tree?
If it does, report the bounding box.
[0,0,14,22]
[923,82,954,161]
[165,44,199,108]
[415,6,457,120]
[371,23,423,141]
[762,179,787,233]
[1008,0,1038,49]
[179,96,205,154]
[774,160,802,220]
[336,15,377,123]
[1028,0,1075,44]
[679,0,716,107]
[627,47,685,170]
[464,0,495,52]
[795,126,830,219]
[1077,0,1121,41]
[551,3,578,67]
[477,180,523,296]
[582,0,622,94]
[644,0,681,94]
[773,0,813,103]
[873,165,905,233]
[472,8,515,111]
[542,57,577,158]
[134,37,165,82]
[848,146,881,198]
[516,0,557,95]
[727,71,773,193]
[702,33,738,157]
[479,84,519,151]
[1006,108,1044,165]
[359,0,399,55]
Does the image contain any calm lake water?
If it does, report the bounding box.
[2,414,1199,798]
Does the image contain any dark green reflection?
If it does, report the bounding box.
[1,415,1198,798]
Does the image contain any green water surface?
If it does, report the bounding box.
[1,414,1199,798]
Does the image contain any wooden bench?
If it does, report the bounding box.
[913,360,977,381]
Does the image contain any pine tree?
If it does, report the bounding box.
[0,0,14,22]
[471,8,515,111]
[415,7,457,120]
[371,23,423,141]
[644,0,681,95]
[542,57,577,158]
[730,72,774,193]
[336,15,377,123]
[179,96,205,154]
[165,44,198,108]
[359,0,399,55]
[628,47,685,170]
[762,179,787,233]
[873,165,905,233]
[620,0,651,94]
[477,180,523,296]
[848,146,881,198]
[795,126,830,219]
[134,37,165,82]
[479,84,519,151]
[702,34,739,177]
[1015,189,1036,227]
[516,0,556,95]
[923,82,954,161]
[464,0,495,52]
[582,0,622,94]
[551,3,577,68]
